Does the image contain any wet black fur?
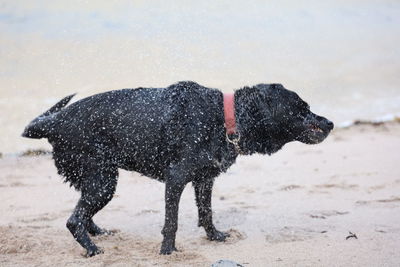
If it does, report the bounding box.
[22,81,333,256]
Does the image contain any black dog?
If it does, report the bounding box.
[22,81,333,256]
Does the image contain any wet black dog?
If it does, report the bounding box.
[22,81,333,256]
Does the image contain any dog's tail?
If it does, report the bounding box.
[22,94,75,139]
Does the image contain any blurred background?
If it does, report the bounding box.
[1,0,399,154]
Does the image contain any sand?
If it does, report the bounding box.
[1,122,400,266]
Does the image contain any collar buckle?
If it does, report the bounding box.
[226,132,244,155]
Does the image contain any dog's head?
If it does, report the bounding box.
[236,83,334,154]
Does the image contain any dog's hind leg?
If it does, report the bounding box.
[193,179,229,242]
[66,166,118,257]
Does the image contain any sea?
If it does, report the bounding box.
[1,0,399,154]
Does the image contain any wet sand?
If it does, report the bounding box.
[1,122,400,266]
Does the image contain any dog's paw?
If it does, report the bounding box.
[85,247,104,257]
[160,242,178,255]
[207,230,230,242]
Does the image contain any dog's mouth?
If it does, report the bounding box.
[309,124,324,134]
[303,123,330,144]
[296,123,330,144]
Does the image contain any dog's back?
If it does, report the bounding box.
[24,81,226,188]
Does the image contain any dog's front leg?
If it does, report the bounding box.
[160,178,186,255]
[194,179,230,241]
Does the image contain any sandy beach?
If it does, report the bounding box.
[1,121,399,266]
[1,1,400,266]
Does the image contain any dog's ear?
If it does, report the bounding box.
[257,83,282,99]
[270,83,284,89]
[236,83,284,115]
[235,86,265,123]
[237,86,261,102]
[256,84,284,117]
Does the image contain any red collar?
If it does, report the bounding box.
[223,93,236,135]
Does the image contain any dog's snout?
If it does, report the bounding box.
[326,120,334,130]
[313,115,334,131]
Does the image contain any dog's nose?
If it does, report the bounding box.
[326,120,334,130]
